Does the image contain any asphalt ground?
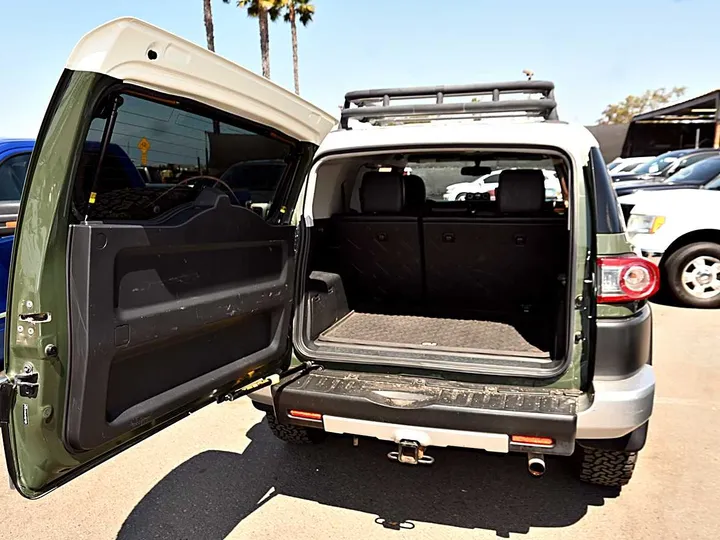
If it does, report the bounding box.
[0,301,718,539]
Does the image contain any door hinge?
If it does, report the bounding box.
[14,365,39,399]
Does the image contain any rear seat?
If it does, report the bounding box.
[331,171,424,306]
[422,169,567,312]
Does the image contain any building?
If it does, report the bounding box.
[621,90,720,157]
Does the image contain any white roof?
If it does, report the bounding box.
[318,121,600,159]
[65,17,336,144]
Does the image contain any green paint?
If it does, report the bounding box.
[6,73,103,497]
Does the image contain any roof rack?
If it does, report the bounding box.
[340,81,558,129]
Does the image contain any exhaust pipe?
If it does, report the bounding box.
[527,453,546,477]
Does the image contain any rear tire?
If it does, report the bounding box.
[664,242,720,308]
[265,413,326,445]
[577,446,638,487]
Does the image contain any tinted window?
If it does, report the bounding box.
[618,161,642,173]
[633,153,678,174]
[0,152,31,201]
[666,158,720,185]
[75,92,292,221]
[589,147,624,234]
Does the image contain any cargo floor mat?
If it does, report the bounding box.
[318,312,549,357]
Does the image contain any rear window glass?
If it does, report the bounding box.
[409,157,562,203]
[0,152,31,201]
[74,92,293,221]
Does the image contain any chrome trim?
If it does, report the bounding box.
[577,365,655,439]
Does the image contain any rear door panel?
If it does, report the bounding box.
[2,17,334,499]
[66,199,295,451]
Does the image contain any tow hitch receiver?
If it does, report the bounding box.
[388,440,435,465]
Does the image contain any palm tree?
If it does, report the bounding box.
[224,0,283,79]
[203,0,216,52]
[284,0,314,95]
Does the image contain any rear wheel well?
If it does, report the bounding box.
[661,229,720,267]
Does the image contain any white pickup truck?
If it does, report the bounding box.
[621,187,720,308]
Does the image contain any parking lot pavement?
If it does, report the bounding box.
[0,302,718,540]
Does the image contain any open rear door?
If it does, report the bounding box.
[0,18,334,499]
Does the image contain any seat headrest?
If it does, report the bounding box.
[497,169,546,213]
[403,174,426,213]
[360,171,405,213]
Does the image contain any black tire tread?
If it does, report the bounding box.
[265,413,326,444]
[578,447,638,487]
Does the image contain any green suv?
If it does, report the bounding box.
[1,18,657,499]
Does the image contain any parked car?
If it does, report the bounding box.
[0,138,34,371]
[622,181,720,308]
[1,19,656,500]
[612,148,720,183]
[607,156,654,176]
[615,155,720,201]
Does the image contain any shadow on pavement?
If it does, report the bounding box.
[118,419,618,539]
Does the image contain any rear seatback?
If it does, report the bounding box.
[422,170,567,312]
[331,171,424,306]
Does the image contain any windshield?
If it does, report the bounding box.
[666,158,720,185]
[633,154,678,175]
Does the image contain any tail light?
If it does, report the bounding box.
[597,256,660,303]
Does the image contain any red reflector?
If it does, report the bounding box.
[288,410,322,421]
[511,435,554,446]
[597,256,660,303]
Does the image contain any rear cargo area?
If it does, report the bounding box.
[299,154,572,366]
[318,312,549,357]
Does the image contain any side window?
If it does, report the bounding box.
[682,153,712,168]
[672,153,709,175]
[74,92,293,221]
[704,174,720,190]
[0,153,31,201]
[588,147,625,233]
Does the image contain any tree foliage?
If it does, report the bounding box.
[597,87,687,124]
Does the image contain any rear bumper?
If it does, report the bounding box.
[576,365,655,439]
[251,364,655,447]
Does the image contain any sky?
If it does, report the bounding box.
[1,0,718,138]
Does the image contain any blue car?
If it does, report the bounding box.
[0,139,34,370]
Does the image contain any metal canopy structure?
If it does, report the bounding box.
[622,90,720,157]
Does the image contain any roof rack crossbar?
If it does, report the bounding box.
[340,81,558,128]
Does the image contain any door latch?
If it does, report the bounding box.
[15,365,39,399]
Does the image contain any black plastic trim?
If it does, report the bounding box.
[274,369,578,456]
[594,305,652,379]
[578,421,649,452]
[589,147,624,234]
[66,197,296,451]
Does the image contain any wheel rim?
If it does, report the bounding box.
[680,255,720,299]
